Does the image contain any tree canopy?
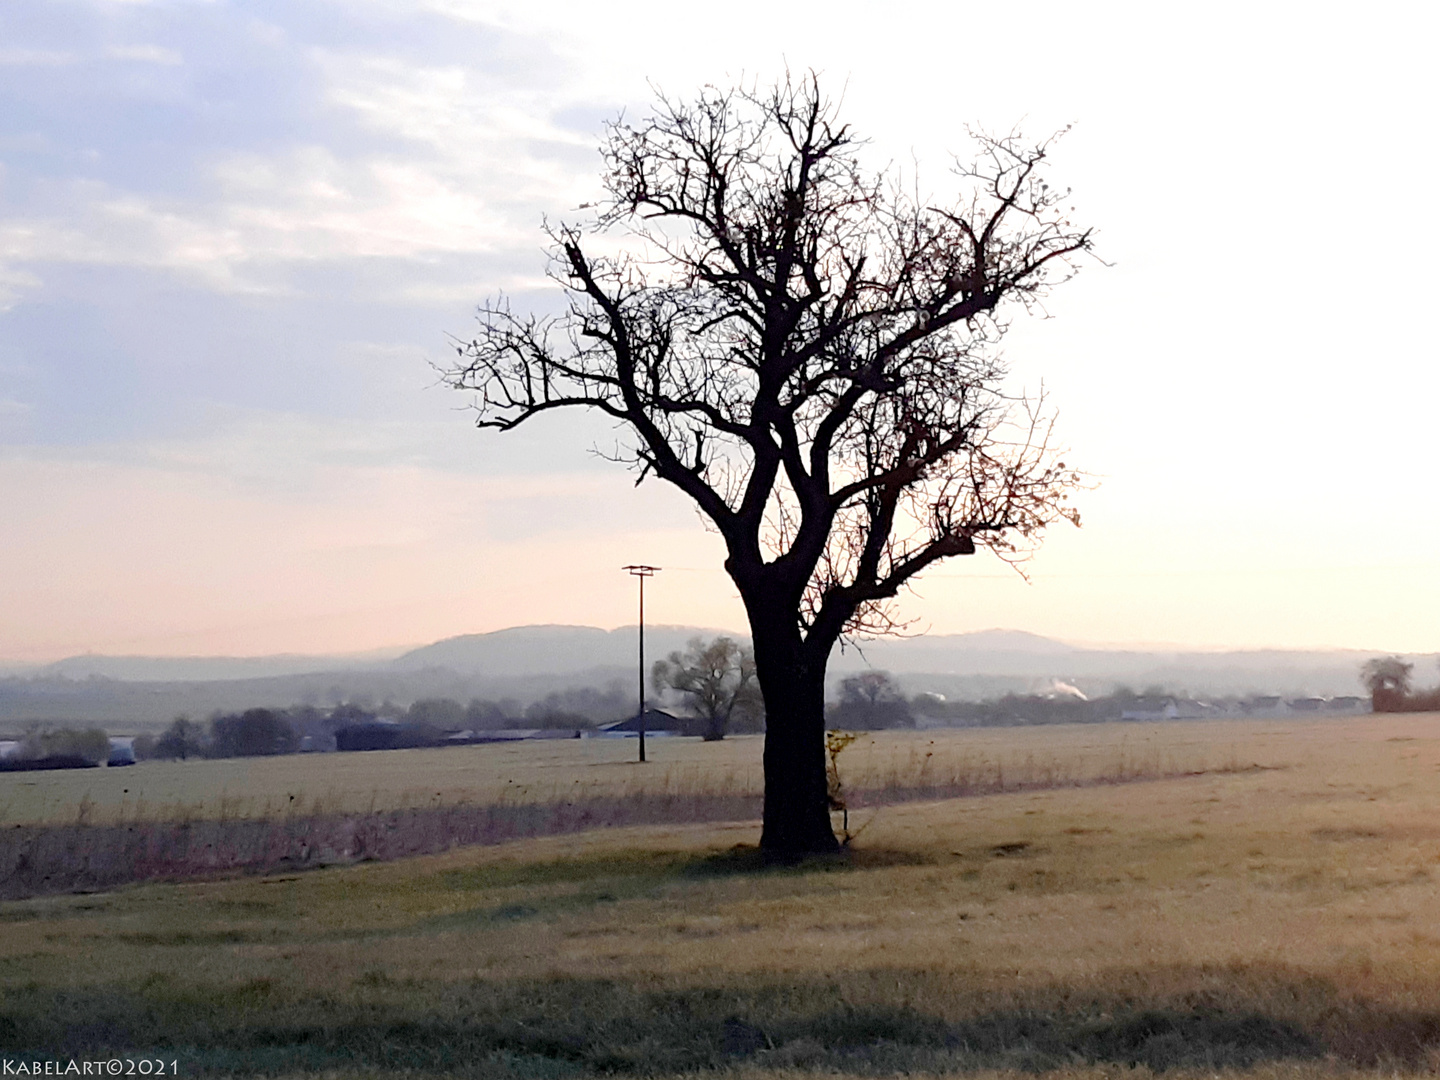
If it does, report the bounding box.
[446,73,1093,855]
[652,635,762,741]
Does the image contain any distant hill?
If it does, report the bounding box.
[35,649,406,683]
[392,624,736,676]
[395,625,1083,678]
[0,623,1402,730]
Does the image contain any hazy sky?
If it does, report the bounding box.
[2,0,1437,661]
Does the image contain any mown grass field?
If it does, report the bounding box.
[4,714,1440,1078]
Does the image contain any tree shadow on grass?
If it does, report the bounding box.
[405,846,933,936]
[681,843,934,878]
[430,843,931,897]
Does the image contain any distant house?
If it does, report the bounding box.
[334,721,442,752]
[1243,696,1289,716]
[1274,696,1369,716]
[450,728,582,743]
[594,709,682,737]
[0,754,97,772]
[1120,697,1179,722]
[107,737,136,766]
[446,729,517,744]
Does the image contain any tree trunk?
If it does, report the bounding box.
[747,602,840,858]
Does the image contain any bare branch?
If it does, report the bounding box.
[439,73,1094,662]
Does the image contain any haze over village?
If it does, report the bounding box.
[0,621,1396,728]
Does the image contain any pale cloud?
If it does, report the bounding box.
[311,49,600,224]
[0,196,253,296]
[0,266,41,309]
[397,273,551,304]
[60,393,627,496]
[105,44,183,65]
[128,409,465,491]
[0,47,593,297]
[0,12,598,304]
[316,51,589,154]
[0,150,540,294]
[0,49,78,67]
[317,48,591,205]
[211,147,526,260]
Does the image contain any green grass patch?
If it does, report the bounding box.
[0,974,1335,1076]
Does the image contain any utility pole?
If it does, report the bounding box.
[623,564,660,763]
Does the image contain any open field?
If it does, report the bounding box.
[4,713,1440,1077]
[0,724,1261,898]
[0,722,1273,826]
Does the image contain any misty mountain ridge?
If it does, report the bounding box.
[0,623,1402,730]
[4,623,1397,690]
[12,624,1069,683]
[392,624,741,677]
[32,647,411,684]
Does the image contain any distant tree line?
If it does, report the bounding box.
[7,661,1382,771]
[909,682,1151,727]
[822,671,1123,729]
[1362,657,1440,712]
[821,672,1363,729]
[823,670,1126,729]
[131,684,645,761]
[135,710,292,760]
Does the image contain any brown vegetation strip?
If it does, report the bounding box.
[0,763,1252,900]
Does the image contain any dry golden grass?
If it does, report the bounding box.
[0,720,1261,826]
[4,713,1440,1077]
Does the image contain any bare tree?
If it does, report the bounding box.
[832,670,913,729]
[445,73,1092,856]
[1361,655,1413,711]
[652,635,761,741]
[153,716,205,760]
